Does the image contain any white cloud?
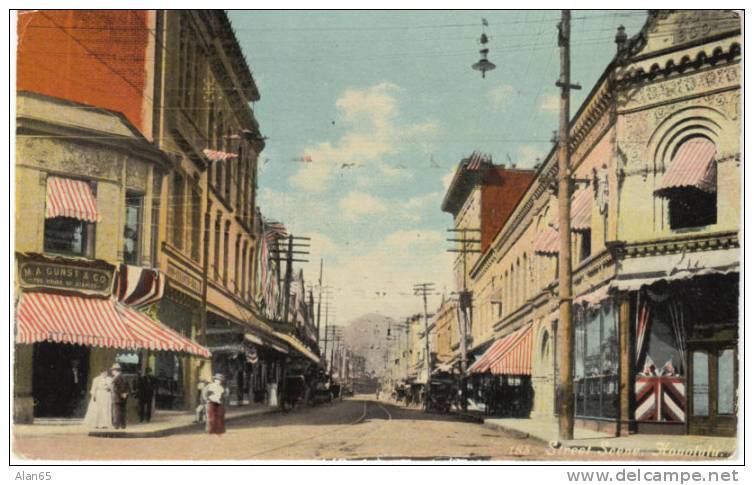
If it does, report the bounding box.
[539,94,560,113]
[338,191,388,222]
[288,82,439,192]
[487,83,515,108]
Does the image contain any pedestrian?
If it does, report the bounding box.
[83,368,113,429]
[110,363,130,429]
[205,374,227,435]
[195,379,209,423]
[136,367,156,423]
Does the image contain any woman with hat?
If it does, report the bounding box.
[205,373,227,434]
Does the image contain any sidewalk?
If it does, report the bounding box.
[13,403,279,439]
[483,416,738,458]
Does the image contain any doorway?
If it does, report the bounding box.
[32,342,90,418]
[688,344,737,436]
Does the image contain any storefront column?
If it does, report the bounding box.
[13,344,34,423]
[618,291,634,436]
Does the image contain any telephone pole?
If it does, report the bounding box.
[556,9,580,442]
[269,234,310,324]
[316,259,323,347]
[447,227,480,410]
[413,282,435,399]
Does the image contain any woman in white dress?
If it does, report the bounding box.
[84,369,113,429]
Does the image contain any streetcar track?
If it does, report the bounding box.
[243,399,369,459]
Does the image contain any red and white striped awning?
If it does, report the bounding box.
[571,188,593,232]
[655,138,717,196]
[489,325,533,376]
[533,225,559,255]
[468,324,531,375]
[15,292,210,357]
[115,304,210,357]
[45,176,101,222]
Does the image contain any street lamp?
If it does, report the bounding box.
[472,22,495,78]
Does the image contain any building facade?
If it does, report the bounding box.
[14,92,209,423]
[442,10,740,437]
[15,10,322,421]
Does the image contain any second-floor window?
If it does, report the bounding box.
[655,137,718,230]
[124,191,144,265]
[43,176,98,258]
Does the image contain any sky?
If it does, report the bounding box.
[228,10,648,325]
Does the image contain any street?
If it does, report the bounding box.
[14,397,673,461]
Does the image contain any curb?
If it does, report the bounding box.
[88,408,281,439]
[481,421,538,441]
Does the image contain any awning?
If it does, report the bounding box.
[571,188,593,232]
[275,332,320,365]
[45,176,101,222]
[489,325,533,376]
[468,324,531,374]
[655,138,717,197]
[533,225,559,255]
[114,264,165,308]
[16,292,210,357]
[612,247,739,291]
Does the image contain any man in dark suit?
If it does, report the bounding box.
[111,363,130,429]
[136,367,156,423]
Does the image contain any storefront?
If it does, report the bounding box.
[14,254,211,422]
[467,324,534,416]
[631,274,738,437]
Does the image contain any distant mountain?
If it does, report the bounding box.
[342,313,396,377]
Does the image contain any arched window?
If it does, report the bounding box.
[654,136,717,229]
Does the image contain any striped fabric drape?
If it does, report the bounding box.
[113,264,165,308]
[45,176,101,222]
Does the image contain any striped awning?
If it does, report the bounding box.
[114,264,165,308]
[533,225,559,255]
[45,176,101,222]
[115,303,210,357]
[468,325,530,374]
[571,188,593,232]
[489,325,533,376]
[15,292,210,357]
[655,138,717,196]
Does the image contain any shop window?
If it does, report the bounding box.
[717,349,735,415]
[574,303,618,419]
[669,190,717,229]
[124,191,143,265]
[44,217,94,258]
[692,351,709,417]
